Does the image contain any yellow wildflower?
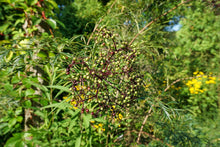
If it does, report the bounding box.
[118,114,123,120]
[94,125,99,129]
[90,120,95,123]
[199,72,204,75]
[193,71,199,75]
[203,75,207,78]
[209,77,216,80]
[158,91,161,95]
[98,123,103,127]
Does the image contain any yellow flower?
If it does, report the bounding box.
[90,120,95,123]
[70,101,78,109]
[206,81,210,84]
[199,90,204,93]
[158,90,161,95]
[94,125,99,129]
[144,83,151,91]
[209,77,216,80]
[193,71,199,75]
[118,114,123,120]
[209,80,216,84]
[111,105,116,111]
[98,123,103,127]
[63,96,71,102]
[199,71,204,75]
[203,75,207,78]
[75,85,86,91]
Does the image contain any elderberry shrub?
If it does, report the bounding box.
[66,28,144,117]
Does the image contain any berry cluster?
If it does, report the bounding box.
[66,28,143,117]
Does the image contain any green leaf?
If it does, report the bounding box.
[75,135,82,147]
[15,107,22,115]
[25,89,35,97]
[15,140,25,147]
[26,80,49,92]
[33,18,42,26]
[45,19,57,29]
[37,51,47,58]
[19,3,28,10]
[12,76,20,84]
[0,0,10,3]
[42,101,66,109]
[8,118,17,128]
[55,19,66,28]
[14,18,25,27]
[93,117,106,123]
[40,99,48,106]
[47,85,72,93]
[48,51,55,57]
[28,0,38,6]
[83,114,92,129]
[4,133,23,147]
[0,23,10,32]
[48,0,58,9]
[16,116,23,123]
[22,78,32,88]
[0,123,8,130]
[24,100,32,107]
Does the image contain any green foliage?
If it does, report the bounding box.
[0,0,220,146]
[57,0,104,38]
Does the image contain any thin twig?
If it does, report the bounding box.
[136,106,153,144]
[164,76,195,92]
[87,0,117,45]
[132,130,173,147]
[129,0,191,46]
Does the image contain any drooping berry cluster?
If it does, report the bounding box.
[66,28,143,117]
